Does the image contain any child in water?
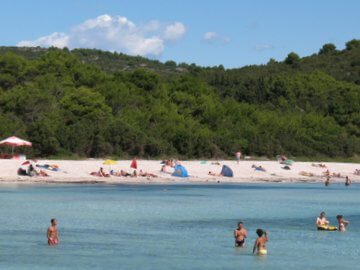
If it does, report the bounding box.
[253,229,268,255]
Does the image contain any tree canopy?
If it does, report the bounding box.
[1,41,360,159]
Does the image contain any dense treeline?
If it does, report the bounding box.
[0,40,360,159]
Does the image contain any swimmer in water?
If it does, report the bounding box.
[47,218,59,246]
[336,215,349,232]
[253,229,268,255]
[345,176,351,186]
[234,221,248,247]
[316,212,330,229]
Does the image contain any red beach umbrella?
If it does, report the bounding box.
[0,136,32,154]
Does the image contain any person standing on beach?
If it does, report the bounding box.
[234,221,247,247]
[253,229,268,255]
[47,218,59,246]
[336,215,350,232]
[235,151,241,164]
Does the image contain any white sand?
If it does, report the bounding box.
[0,159,359,185]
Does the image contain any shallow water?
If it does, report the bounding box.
[0,183,359,269]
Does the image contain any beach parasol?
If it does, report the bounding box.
[0,136,32,154]
[103,159,117,170]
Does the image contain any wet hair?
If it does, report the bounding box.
[256,229,264,237]
[336,215,343,219]
[51,218,56,224]
[238,221,243,226]
[320,212,326,217]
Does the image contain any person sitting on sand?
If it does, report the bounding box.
[98,167,110,177]
[336,215,349,232]
[234,221,247,247]
[354,169,360,175]
[253,229,268,255]
[27,164,38,177]
[139,170,158,178]
[325,176,330,186]
[316,212,330,228]
[323,170,330,176]
[345,176,351,186]
[252,164,266,172]
[47,218,59,246]
[332,172,341,178]
[161,165,167,173]
[280,154,287,162]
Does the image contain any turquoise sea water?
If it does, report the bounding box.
[0,183,359,270]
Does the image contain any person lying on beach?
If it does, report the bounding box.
[234,221,247,247]
[323,170,330,176]
[253,229,268,255]
[299,171,314,177]
[336,215,349,232]
[316,212,330,228]
[208,171,223,177]
[331,172,342,178]
[139,170,158,178]
[345,176,351,186]
[252,164,266,172]
[121,170,131,177]
[354,169,360,175]
[312,163,327,168]
[47,218,59,246]
[211,161,221,165]
[36,164,59,171]
[38,170,49,177]
[282,165,291,170]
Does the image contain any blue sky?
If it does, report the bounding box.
[1,0,359,68]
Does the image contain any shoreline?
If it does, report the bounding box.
[0,159,359,185]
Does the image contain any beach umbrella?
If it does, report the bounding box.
[103,159,117,170]
[0,136,32,154]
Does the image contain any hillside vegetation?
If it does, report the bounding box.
[0,40,360,159]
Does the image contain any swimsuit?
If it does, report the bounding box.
[258,249,267,255]
[48,237,58,245]
[235,239,245,247]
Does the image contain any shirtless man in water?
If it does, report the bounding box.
[253,229,268,255]
[316,212,329,228]
[234,221,247,247]
[47,218,59,246]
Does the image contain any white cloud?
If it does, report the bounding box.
[254,44,274,52]
[17,14,187,57]
[163,22,186,41]
[202,31,230,44]
[17,32,69,48]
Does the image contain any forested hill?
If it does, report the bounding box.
[0,40,360,159]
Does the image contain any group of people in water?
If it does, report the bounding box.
[316,212,349,232]
[233,211,350,256]
[233,222,268,255]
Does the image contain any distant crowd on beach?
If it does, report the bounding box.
[14,151,359,185]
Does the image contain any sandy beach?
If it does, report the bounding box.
[0,159,359,184]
